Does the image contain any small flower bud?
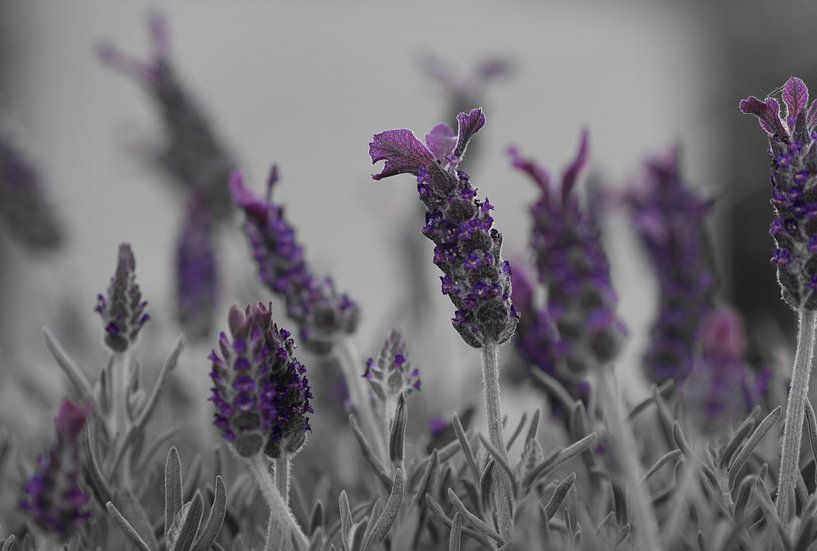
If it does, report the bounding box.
[95,243,149,352]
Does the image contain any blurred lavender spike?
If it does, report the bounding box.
[209,303,312,459]
[626,148,717,384]
[19,401,92,539]
[95,243,149,353]
[230,167,360,353]
[0,134,63,251]
[97,11,235,220]
[509,130,625,377]
[176,194,218,342]
[369,108,518,348]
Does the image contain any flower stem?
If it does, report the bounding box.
[248,455,309,550]
[275,456,291,504]
[596,365,659,550]
[480,339,513,541]
[776,308,817,525]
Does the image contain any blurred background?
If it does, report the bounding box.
[0,0,815,489]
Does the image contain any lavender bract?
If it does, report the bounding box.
[97,12,234,220]
[509,131,625,377]
[95,243,149,353]
[364,330,421,401]
[739,76,817,310]
[369,108,518,348]
[230,167,359,353]
[209,303,312,459]
[176,195,218,341]
[627,150,717,383]
[19,401,91,539]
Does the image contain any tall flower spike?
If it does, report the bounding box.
[97,11,235,220]
[95,243,149,352]
[19,401,91,539]
[739,76,817,309]
[230,167,360,353]
[509,130,625,377]
[626,149,717,383]
[176,194,218,341]
[0,134,63,251]
[209,303,313,459]
[369,108,518,347]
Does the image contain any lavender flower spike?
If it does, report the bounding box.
[95,243,149,353]
[509,130,625,377]
[97,11,235,220]
[20,401,91,539]
[369,108,519,348]
[230,166,360,353]
[209,303,313,459]
[176,194,218,341]
[364,330,420,433]
[626,149,717,384]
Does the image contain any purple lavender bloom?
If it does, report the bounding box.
[19,401,91,539]
[369,108,518,348]
[97,12,234,220]
[0,135,63,251]
[739,76,817,309]
[364,330,421,400]
[626,149,717,383]
[176,194,218,341]
[509,130,625,376]
[210,303,313,459]
[230,167,360,354]
[94,243,149,353]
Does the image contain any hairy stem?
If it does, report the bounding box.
[248,455,308,550]
[776,308,817,525]
[481,339,513,541]
[596,365,659,550]
[275,456,291,505]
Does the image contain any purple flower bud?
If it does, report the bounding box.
[626,149,717,383]
[97,11,235,220]
[739,77,817,309]
[176,195,218,341]
[230,168,359,354]
[19,401,91,539]
[95,243,149,352]
[0,135,63,251]
[370,109,518,348]
[209,303,312,458]
[510,130,625,376]
[364,330,420,401]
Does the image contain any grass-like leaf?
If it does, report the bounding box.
[107,501,154,551]
[361,469,404,551]
[165,447,184,541]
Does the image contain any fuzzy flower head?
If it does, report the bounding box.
[95,243,149,353]
[20,401,91,539]
[230,167,360,354]
[0,134,63,251]
[209,303,313,459]
[97,12,234,220]
[627,149,717,383]
[739,76,817,310]
[369,108,518,348]
[176,194,218,341]
[364,330,420,401]
[509,130,625,377]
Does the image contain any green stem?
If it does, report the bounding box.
[596,365,659,550]
[275,456,291,505]
[776,308,817,525]
[248,455,309,550]
[480,340,513,541]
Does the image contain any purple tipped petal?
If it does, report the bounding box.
[425,123,457,162]
[230,171,267,221]
[147,10,170,62]
[54,402,90,441]
[96,43,155,82]
[369,129,438,180]
[507,146,551,194]
[739,96,788,137]
[783,76,809,128]
[453,108,486,159]
[561,129,590,202]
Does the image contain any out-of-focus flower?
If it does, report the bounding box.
[95,243,149,353]
[626,149,717,383]
[364,330,420,401]
[509,130,625,377]
[739,76,817,310]
[369,108,518,348]
[97,12,235,220]
[19,401,91,539]
[209,303,313,459]
[0,135,63,251]
[230,167,359,354]
[176,194,218,342]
